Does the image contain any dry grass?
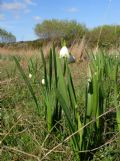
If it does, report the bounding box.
[0,47,40,57]
[0,39,87,62]
[70,37,86,62]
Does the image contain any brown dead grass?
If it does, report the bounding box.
[0,47,39,58]
[70,37,86,62]
[0,39,87,62]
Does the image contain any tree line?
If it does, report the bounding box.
[34,19,120,49]
[1,20,120,49]
[0,28,16,43]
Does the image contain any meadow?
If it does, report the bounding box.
[0,44,120,161]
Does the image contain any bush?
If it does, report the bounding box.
[88,25,120,49]
[0,28,16,43]
[34,19,87,43]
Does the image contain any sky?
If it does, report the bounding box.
[0,0,120,41]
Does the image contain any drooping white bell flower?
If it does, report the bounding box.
[41,78,45,85]
[29,73,32,79]
[60,46,70,58]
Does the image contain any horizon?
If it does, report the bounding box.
[0,0,120,41]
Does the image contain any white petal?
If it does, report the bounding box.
[41,78,45,85]
[60,46,69,58]
[29,73,32,78]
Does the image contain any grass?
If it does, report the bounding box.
[1,47,120,161]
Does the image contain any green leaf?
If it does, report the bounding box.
[13,56,39,110]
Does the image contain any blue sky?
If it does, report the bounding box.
[0,0,120,41]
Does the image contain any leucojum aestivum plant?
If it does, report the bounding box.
[14,45,120,161]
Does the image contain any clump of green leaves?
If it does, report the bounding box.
[13,47,120,161]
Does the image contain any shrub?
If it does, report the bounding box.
[34,19,87,43]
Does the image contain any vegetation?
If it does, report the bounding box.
[1,19,120,161]
[1,20,120,50]
[1,46,120,161]
[0,28,16,43]
[34,20,120,49]
[88,25,120,49]
[34,19,87,43]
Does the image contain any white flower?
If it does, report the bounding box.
[29,73,32,79]
[41,78,45,85]
[60,46,70,58]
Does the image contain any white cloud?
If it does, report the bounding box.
[0,13,5,20]
[1,2,26,10]
[24,0,36,6]
[33,16,42,21]
[13,13,21,20]
[24,9,31,13]
[67,7,79,13]
[0,1,34,19]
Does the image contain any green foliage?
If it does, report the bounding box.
[34,19,87,43]
[81,51,120,160]
[88,25,120,48]
[34,21,120,49]
[92,141,120,161]
[1,47,120,161]
[13,56,39,110]
[0,27,16,43]
[40,47,120,160]
[40,46,63,132]
[21,48,120,160]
